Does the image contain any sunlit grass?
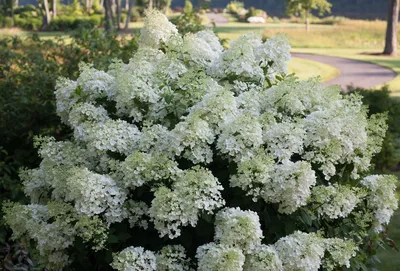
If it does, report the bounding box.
[289,57,340,82]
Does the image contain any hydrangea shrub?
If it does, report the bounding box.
[3,10,398,270]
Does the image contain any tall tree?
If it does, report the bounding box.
[104,0,113,30]
[52,0,57,18]
[38,0,51,28]
[116,0,121,30]
[286,0,331,32]
[86,0,93,13]
[383,0,399,56]
[125,0,135,30]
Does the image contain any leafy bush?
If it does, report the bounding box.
[348,86,400,172]
[14,14,42,30]
[49,14,103,31]
[2,16,13,27]
[183,0,193,14]
[0,27,139,262]
[2,10,398,270]
[14,4,37,14]
[170,6,205,35]
[245,6,267,20]
[225,0,245,13]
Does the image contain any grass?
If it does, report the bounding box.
[263,19,391,49]
[288,57,340,82]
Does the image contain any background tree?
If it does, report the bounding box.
[125,0,135,29]
[383,0,399,56]
[286,0,331,32]
[52,0,56,18]
[38,0,51,28]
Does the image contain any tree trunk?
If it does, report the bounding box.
[52,0,56,18]
[305,10,310,32]
[104,0,113,30]
[125,0,134,29]
[86,0,92,13]
[384,0,399,56]
[148,0,152,9]
[11,0,14,22]
[116,0,121,30]
[125,0,128,10]
[43,0,51,26]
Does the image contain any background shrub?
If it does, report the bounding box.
[0,28,138,253]
[349,86,400,172]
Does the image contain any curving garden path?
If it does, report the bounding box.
[292,53,397,90]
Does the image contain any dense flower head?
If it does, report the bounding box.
[243,245,283,271]
[274,231,326,271]
[4,9,397,270]
[156,245,192,271]
[214,207,263,252]
[360,175,399,232]
[310,184,363,219]
[196,243,245,271]
[111,246,157,271]
[149,166,225,238]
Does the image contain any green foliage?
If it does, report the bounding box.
[72,0,83,14]
[92,0,103,13]
[183,0,193,14]
[170,8,206,35]
[286,0,332,17]
[245,7,267,20]
[0,241,35,270]
[348,86,400,172]
[0,29,139,267]
[2,16,14,27]
[49,14,103,31]
[226,1,245,13]
[14,14,42,30]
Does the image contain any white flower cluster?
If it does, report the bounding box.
[111,246,157,271]
[196,209,356,271]
[156,245,193,271]
[360,175,399,232]
[196,244,245,271]
[112,245,192,271]
[214,207,263,253]
[310,184,363,219]
[65,167,127,224]
[243,244,282,271]
[4,10,397,270]
[149,167,225,238]
[275,231,357,271]
[3,202,108,269]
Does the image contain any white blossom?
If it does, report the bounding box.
[111,246,157,271]
[214,207,263,253]
[196,243,245,271]
[274,231,325,271]
[360,175,398,232]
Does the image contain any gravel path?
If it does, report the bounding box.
[292,53,397,90]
